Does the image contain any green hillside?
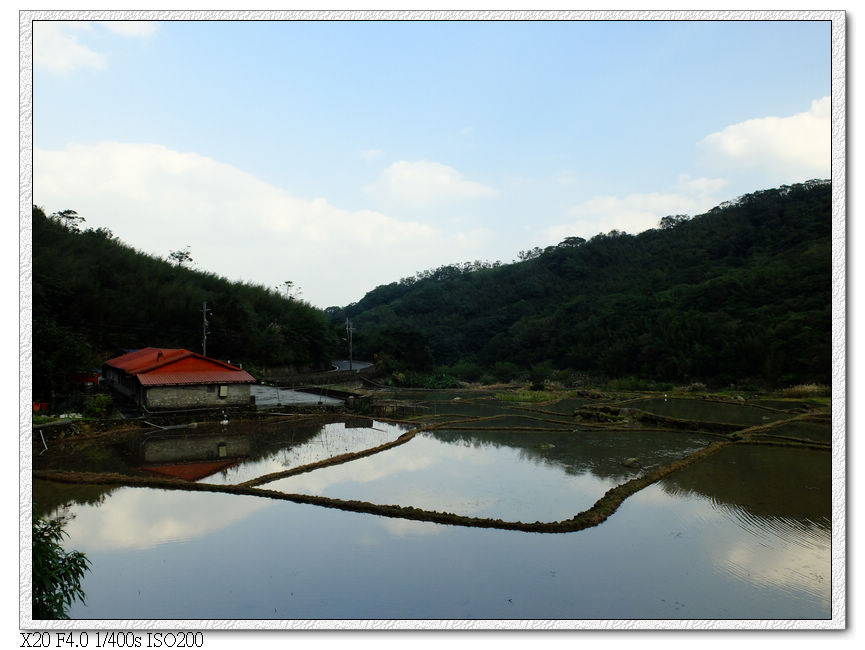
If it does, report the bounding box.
[335,181,832,388]
[32,206,339,401]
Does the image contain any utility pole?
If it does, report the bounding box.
[345,318,354,370]
[202,301,212,356]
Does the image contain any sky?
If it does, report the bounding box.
[30,15,833,309]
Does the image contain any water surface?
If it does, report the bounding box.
[620,397,786,426]
[35,394,831,621]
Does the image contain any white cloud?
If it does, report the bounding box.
[360,148,384,161]
[544,191,715,244]
[33,20,158,74]
[34,142,491,307]
[365,160,498,207]
[675,174,728,196]
[553,171,580,186]
[697,96,830,182]
[34,22,107,74]
[543,98,831,249]
[98,21,159,38]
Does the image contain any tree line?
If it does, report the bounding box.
[31,206,339,402]
[334,181,832,388]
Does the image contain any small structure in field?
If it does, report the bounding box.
[103,348,255,410]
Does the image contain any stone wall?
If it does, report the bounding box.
[144,383,252,410]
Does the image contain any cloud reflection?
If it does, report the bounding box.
[379,518,446,538]
[64,488,268,551]
[272,434,610,522]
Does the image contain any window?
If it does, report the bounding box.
[218,385,229,398]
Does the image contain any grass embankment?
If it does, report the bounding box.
[495,390,564,403]
[33,439,730,534]
[239,428,420,487]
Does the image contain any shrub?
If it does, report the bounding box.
[448,360,483,382]
[390,371,461,389]
[529,361,554,391]
[82,394,114,419]
[495,390,557,403]
[604,377,674,391]
[493,361,522,382]
[549,368,586,388]
[32,516,90,619]
[780,383,830,398]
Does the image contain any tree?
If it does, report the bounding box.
[32,515,90,619]
[658,214,691,230]
[168,246,193,267]
[342,182,830,386]
[87,226,117,241]
[32,205,339,372]
[558,236,586,248]
[50,209,85,232]
[279,280,302,301]
[517,247,543,261]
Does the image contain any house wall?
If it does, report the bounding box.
[144,384,252,410]
[102,366,143,403]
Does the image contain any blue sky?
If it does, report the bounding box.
[32,16,833,308]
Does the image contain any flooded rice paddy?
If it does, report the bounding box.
[32,390,832,622]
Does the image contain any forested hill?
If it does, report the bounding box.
[334,181,831,387]
[32,206,338,399]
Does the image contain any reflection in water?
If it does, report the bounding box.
[430,427,716,481]
[752,419,831,444]
[139,431,252,481]
[33,393,831,620]
[61,480,831,620]
[619,397,787,426]
[379,517,448,538]
[271,428,717,522]
[39,418,407,551]
[63,488,269,551]
[712,505,829,604]
[661,445,830,526]
[33,417,408,511]
[659,445,831,611]
[206,420,408,485]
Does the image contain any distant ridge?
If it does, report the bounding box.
[333,181,831,387]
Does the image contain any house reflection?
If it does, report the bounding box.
[138,431,252,481]
[343,416,374,429]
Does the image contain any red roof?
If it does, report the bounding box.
[104,348,255,386]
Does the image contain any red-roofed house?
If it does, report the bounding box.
[103,348,256,410]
